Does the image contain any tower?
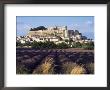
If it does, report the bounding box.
[64,26,68,38]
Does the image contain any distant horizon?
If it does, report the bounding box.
[17,16,94,39]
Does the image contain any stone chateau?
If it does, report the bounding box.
[17,26,93,44]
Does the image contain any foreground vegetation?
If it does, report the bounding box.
[16,48,94,74]
[17,41,94,50]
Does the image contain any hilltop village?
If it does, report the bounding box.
[16,26,93,46]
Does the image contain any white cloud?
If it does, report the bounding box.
[23,24,31,29]
[73,24,80,27]
[22,24,32,34]
[86,21,93,25]
[67,24,80,30]
[72,24,80,30]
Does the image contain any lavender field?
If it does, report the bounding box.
[16,48,94,74]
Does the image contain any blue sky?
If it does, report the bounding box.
[16,16,94,39]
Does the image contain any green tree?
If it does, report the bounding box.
[31,41,57,49]
[16,42,23,47]
[57,42,69,49]
[32,41,40,48]
[82,42,94,50]
[74,42,82,48]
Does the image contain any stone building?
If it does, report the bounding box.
[16,26,92,45]
[27,26,68,39]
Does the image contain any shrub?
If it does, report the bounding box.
[57,42,69,49]
[72,42,82,48]
[42,56,55,64]
[16,64,30,74]
[61,62,86,74]
[31,41,42,48]
[44,41,57,49]
[16,42,23,47]
[70,65,86,74]
[32,56,55,74]
[32,62,55,74]
[85,63,94,74]
[82,42,94,50]
[31,41,57,49]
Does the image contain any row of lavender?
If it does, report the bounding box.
[16,48,94,74]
